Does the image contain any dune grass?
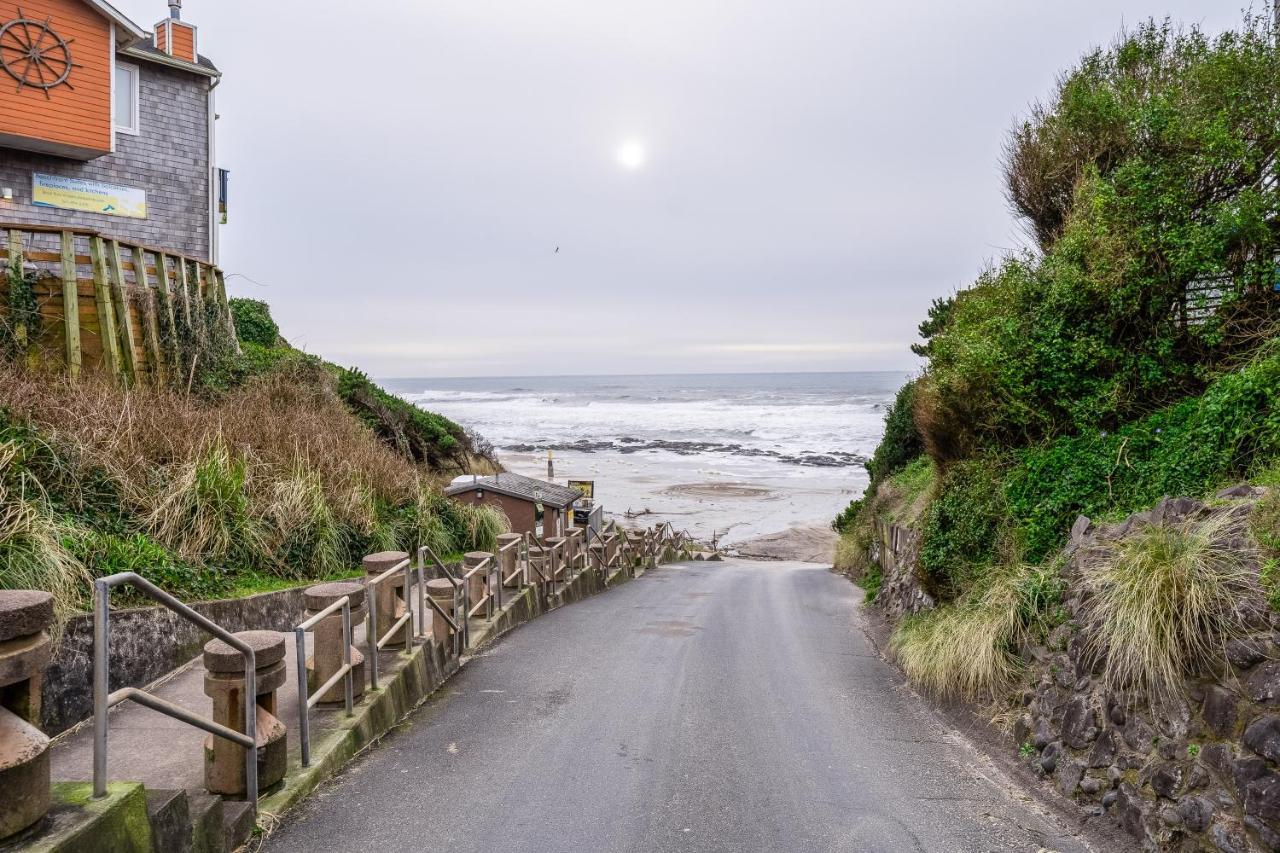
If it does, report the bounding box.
[891,562,1062,701]
[1082,513,1261,697]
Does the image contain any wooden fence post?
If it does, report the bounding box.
[60,231,82,378]
[89,237,122,380]
[133,246,166,386]
[6,229,29,359]
[105,240,138,385]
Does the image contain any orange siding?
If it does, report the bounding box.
[170,22,194,62]
[153,21,166,53]
[0,0,113,156]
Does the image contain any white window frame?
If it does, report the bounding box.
[113,61,141,136]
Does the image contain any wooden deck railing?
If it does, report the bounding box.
[0,223,237,386]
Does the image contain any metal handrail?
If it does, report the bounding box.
[93,572,258,808]
[418,545,465,655]
[366,558,414,689]
[294,595,355,767]
[462,556,494,619]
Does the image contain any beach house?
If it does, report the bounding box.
[0,0,224,262]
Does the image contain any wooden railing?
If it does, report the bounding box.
[0,223,237,386]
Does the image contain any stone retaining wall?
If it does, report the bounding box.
[1012,491,1280,852]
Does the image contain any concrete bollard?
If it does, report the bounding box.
[497,534,521,588]
[363,551,409,649]
[303,582,366,705]
[424,579,455,646]
[527,544,546,584]
[565,528,583,572]
[463,552,492,614]
[0,591,54,842]
[202,630,288,796]
[545,537,565,580]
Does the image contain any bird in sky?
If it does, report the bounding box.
[555,247,560,253]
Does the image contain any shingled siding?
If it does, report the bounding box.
[0,61,213,260]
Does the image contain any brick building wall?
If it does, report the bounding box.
[0,59,213,260]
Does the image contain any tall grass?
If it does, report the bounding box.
[0,442,91,621]
[265,456,344,578]
[147,438,263,564]
[455,503,509,552]
[1082,513,1260,697]
[891,563,1061,700]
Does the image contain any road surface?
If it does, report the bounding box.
[265,559,1090,852]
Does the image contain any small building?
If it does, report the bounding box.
[445,473,581,538]
[0,0,225,261]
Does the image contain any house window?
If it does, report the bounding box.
[114,62,140,135]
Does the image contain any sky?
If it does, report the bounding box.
[116,0,1252,377]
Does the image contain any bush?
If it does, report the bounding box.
[1080,512,1261,696]
[230,298,280,348]
[1008,344,1280,561]
[919,457,1010,596]
[865,379,924,488]
[69,530,230,602]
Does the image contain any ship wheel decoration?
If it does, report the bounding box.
[0,10,81,98]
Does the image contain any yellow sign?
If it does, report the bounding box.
[568,480,594,500]
[32,173,147,219]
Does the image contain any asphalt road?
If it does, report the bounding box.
[265,559,1090,853]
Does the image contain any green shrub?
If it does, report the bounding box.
[68,530,230,602]
[859,564,883,603]
[230,298,280,348]
[919,457,1010,595]
[1008,345,1280,561]
[865,380,924,488]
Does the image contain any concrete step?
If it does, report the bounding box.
[221,801,255,852]
[185,790,224,853]
[146,789,192,853]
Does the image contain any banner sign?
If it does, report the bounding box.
[32,173,147,219]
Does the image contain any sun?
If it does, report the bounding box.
[616,141,647,170]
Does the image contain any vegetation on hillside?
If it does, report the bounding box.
[836,16,1280,701]
[0,300,505,617]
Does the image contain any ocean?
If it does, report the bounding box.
[382,372,907,546]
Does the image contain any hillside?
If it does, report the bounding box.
[0,297,504,618]
[834,17,1280,847]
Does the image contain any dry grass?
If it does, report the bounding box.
[890,563,1061,701]
[0,441,91,620]
[1081,512,1262,697]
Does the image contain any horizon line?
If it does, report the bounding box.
[375,368,917,381]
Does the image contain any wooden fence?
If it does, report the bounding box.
[0,223,238,386]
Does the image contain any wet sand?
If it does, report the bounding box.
[727,524,838,563]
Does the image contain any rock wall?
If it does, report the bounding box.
[1012,489,1280,852]
[865,518,934,621]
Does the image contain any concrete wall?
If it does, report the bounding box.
[0,59,214,260]
[42,586,306,735]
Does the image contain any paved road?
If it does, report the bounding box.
[266,560,1089,852]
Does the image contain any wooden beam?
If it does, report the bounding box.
[217,270,241,353]
[89,237,122,379]
[6,229,28,358]
[60,231,82,379]
[133,246,167,386]
[105,240,138,385]
[155,252,179,372]
[176,256,194,331]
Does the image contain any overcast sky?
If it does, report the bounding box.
[117,0,1250,377]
